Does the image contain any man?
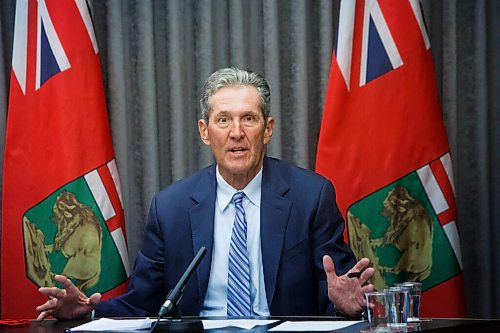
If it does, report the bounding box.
[36,67,374,320]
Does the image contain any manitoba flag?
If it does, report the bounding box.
[316,0,466,317]
[1,0,130,319]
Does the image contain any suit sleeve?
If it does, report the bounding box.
[95,195,168,317]
[313,179,357,315]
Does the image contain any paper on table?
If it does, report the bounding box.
[69,318,154,331]
[202,319,278,329]
[68,318,278,331]
[269,320,364,331]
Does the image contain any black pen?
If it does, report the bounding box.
[347,271,362,278]
[347,268,366,278]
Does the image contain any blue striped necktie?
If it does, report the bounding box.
[227,191,251,316]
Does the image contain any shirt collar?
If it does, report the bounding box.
[216,165,262,213]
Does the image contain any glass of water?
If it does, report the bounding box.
[386,286,410,328]
[395,282,422,322]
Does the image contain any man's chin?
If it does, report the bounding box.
[224,165,250,177]
[219,162,256,178]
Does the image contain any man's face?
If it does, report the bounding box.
[198,85,274,189]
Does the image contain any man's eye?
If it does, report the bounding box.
[243,115,256,122]
[217,117,227,123]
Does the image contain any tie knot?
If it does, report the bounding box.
[232,191,244,206]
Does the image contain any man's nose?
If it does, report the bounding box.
[229,120,244,138]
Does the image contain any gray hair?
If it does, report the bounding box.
[200,67,271,123]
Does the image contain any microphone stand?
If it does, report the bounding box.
[151,247,207,333]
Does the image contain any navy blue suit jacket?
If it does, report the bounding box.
[96,156,356,317]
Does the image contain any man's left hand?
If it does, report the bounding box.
[323,255,375,317]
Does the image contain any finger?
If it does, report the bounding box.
[347,258,371,275]
[363,283,375,294]
[87,293,102,307]
[36,297,58,312]
[36,310,52,321]
[322,255,338,279]
[35,302,51,312]
[54,275,75,290]
[359,267,375,282]
[38,286,66,299]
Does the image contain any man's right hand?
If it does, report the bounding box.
[36,275,101,321]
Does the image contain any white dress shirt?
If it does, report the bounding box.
[200,166,270,316]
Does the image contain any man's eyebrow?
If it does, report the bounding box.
[212,110,229,116]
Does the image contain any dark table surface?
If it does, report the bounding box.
[2,317,500,333]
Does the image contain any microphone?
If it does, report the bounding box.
[158,246,207,318]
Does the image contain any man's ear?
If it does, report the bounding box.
[198,119,210,145]
[263,116,274,144]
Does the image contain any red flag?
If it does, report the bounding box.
[2,0,129,319]
[316,0,466,317]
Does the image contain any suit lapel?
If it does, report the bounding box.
[260,157,292,307]
[188,159,292,310]
[189,165,216,309]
